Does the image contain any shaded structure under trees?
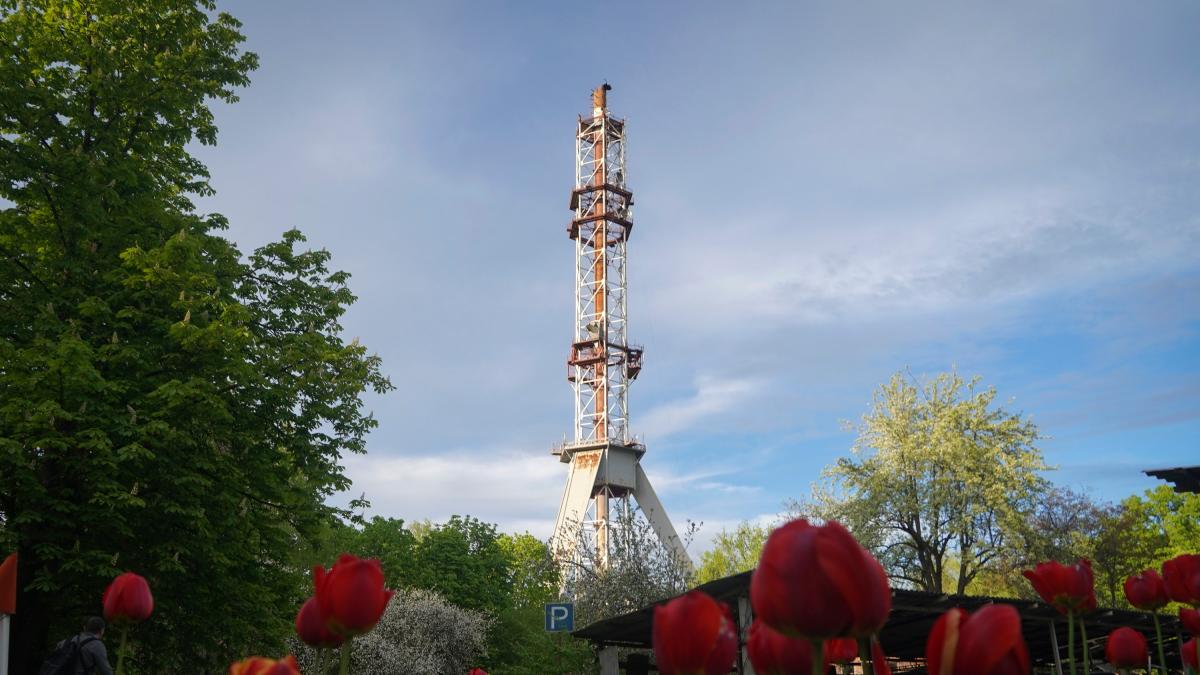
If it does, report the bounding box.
[573,570,1187,674]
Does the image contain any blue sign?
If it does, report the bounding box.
[545,602,574,632]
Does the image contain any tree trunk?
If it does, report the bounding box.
[11,543,55,675]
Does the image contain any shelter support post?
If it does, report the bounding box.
[599,645,619,675]
[1049,619,1064,675]
[738,595,756,674]
[0,613,9,675]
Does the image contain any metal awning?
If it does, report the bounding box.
[1145,465,1200,494]
[574,570,1184,670]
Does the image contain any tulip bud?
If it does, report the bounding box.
[1163,554,1200,607]
[1022,559,1096,615]
[1181,608,1200,636]
[1183,638,1198,671]
[1104,627,1147,670]
[1123,569,1169,611]
[825,637,858,665]
[295,597,343,648]
[926,605,1030,675]
[747,619,817,674]
[102,572,154,625]
[228,655,301,675]
[0,553,16,615]
[653,591,738,675]
[313,553,394,637]
[751,519,891,639]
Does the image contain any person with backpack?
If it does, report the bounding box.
[40,616,114,675]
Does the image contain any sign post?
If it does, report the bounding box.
[544,602,574,633]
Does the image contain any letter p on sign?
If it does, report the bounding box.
[545,602,574,632]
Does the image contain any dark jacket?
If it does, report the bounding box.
[67,633,114,675]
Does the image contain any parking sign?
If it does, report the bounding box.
[545,602,574,632]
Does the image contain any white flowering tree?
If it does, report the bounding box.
[563,506,698,626]
[291,587,492,674]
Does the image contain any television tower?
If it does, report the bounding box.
[551,84,689,571]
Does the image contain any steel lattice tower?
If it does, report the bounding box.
[551,84,688,571]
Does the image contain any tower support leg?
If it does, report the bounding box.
[552,452,602,560]
[631,463,692,568]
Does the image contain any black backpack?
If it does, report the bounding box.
[39,634,98,675]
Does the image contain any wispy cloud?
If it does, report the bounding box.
[639,376,765,440]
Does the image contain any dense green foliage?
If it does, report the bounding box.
[0,1,390,671]
[325,517,594,674]
[695,520,771,584]
[807,371,1048,594]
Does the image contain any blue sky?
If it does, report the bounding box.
[195,1,1200,551]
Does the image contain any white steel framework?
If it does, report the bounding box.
[552,85,688,574]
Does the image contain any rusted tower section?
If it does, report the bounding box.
[552,84,689,571]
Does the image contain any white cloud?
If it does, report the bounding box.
[338,447,567,538]
[642,193,1200,335]
[639,376,764,440]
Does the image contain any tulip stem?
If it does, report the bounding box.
[1150,612,1167,674]
[811,639,824,675]
[1068,611,1076,675]
[338,638,352,675]
[1078,616,1090,675]
[114,627,128,675]
[857,637,875,675]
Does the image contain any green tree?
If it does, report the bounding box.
[0,2,390,671]
[411,515,513,615]
[1125,485,1200,559]
[811,371,1047,594]
[329,516,419,589]
[488,533,594,675]
[968,487,1167,604]
[499,532,558,610]
[1090,502,1168,607]
[696,520,771,584]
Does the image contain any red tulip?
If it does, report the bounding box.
[313,553,394,637]
[1183,638,1198,671]
[228,655,300,675]
[926,605,1030,675]
[102,572,154,625]
[1181,608,1200,636]
[870,639,891,675]
[1163,554,1200,606]
[747,619,816,674]
[750,519,891,639]
[0,553,16,615]
[1104,627,1147,669]
[653,591,738,675]
[1123,569,1169,611]
[295,596,343,648]
[825,637,859,665]
[1022,559,1096,615]
[468,669,488,675]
